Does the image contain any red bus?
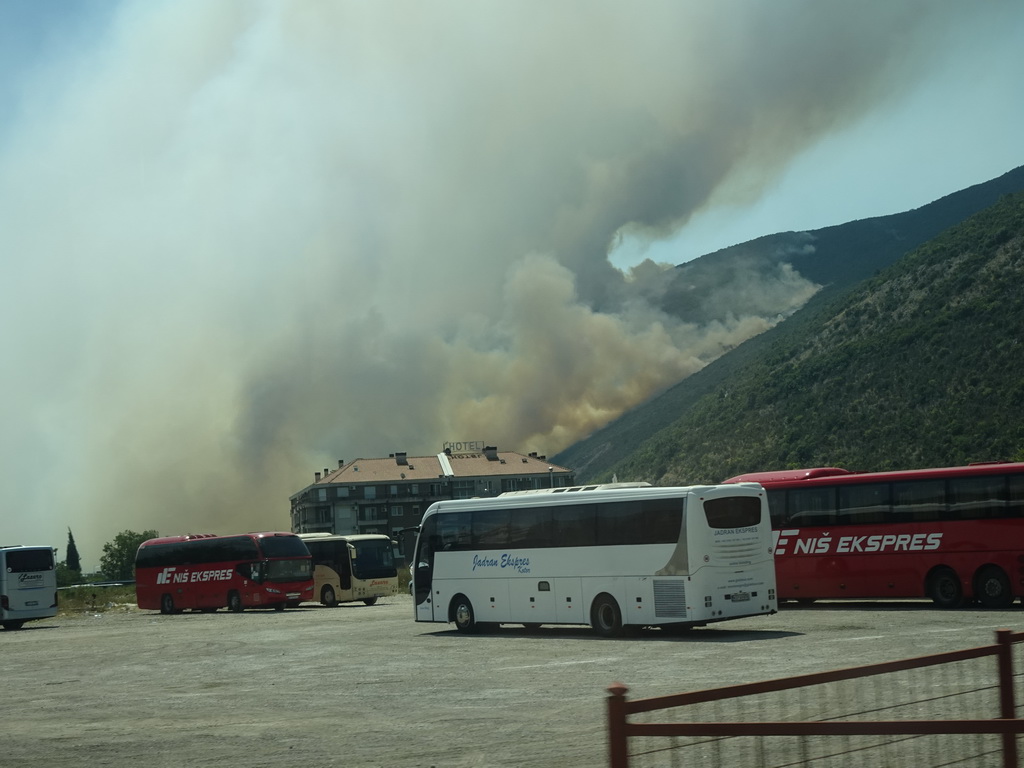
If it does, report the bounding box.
[135,532,314,614]
[724,463,1024,608]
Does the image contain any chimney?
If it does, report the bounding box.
[338,459,344,468]
[314,472,322,482]
[484,446,498,461]
[323,468,329,478]
[395,452,408,465]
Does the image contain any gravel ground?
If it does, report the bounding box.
[2,596,1020,767]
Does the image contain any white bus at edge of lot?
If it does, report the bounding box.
[1,545,58,630]
[412,483,778,636]
[299,533,400,606]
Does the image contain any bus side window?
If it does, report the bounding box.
[438,512,472,551]
[789,487,837,526]
[838,483,889,525]
[949,475,1008,520]
[551,504,596,547]
[473,509,511,548]
[765,491,787,527]
[892,480,944,522]
[1010,475,1024,518]
[507,507,551,548]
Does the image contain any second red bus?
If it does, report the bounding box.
[135,531,313,613]
[724,462,1024,608]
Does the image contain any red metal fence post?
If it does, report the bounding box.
[996,629,1019,768]
[607,682,630,768]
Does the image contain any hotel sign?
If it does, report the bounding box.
[442,440,485,453]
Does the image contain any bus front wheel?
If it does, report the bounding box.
[591,594,623,637]
[160,594,175,615]
[927,567,964,609]
[227,591,243,613]
[363,597,378,606]
[2,620,25,630]
[451,595,478,634]
[975,566,1013,609]
[321,585,337,607]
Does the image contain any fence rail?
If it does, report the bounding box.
[607,628,1024,768]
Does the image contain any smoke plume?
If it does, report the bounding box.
[0,1,995,562]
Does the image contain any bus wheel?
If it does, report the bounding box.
[2,620,25,630]
[274,603,285,611]
[227,591,244,613]
[321,586,337,607]
[591,594,623,637]
[522,623,542,631]
[975,566,1013,609]
[927,567,964,609]
[362,597,378,606]
[451,595,479,633]
[160,594,175,615]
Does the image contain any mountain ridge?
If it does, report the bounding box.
[554,165,1024,481]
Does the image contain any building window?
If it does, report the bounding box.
[365,486,377,499]
[391,505,404,517]
[318,488,327,502]
[337,487,349,498]
[452,480,476,499]
[410,484,419,495]
[390,485,399,496]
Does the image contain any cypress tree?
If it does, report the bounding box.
[66,528,81,573]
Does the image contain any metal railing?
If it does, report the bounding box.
[608,629,1024,767]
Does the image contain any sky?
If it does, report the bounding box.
[1,1,1022,570]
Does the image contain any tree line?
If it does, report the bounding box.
[56,528,158,586]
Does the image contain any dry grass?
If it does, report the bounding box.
[58,585,137,615]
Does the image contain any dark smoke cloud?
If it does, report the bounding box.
[0,0,998,563]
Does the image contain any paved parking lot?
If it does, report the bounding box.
[2,596,1020,767]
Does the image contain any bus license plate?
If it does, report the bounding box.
[730,592,750,602]
[27,600,38,606]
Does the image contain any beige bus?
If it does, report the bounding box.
[299,533,400,606]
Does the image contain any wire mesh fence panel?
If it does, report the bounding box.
[621,651,1009,768]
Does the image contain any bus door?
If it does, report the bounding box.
[339,542,353,591]
[413,515,439,621]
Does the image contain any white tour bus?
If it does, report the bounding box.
[412,483,777,636]
[299,533,400,606]
[1,545,58,630]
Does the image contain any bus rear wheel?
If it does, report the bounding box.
[362,597,378,606]
[227,591,243,613]
[451,595,478,634]
[975,566,1013,609]
[2,620,25,630]
[321,585,337,607]
[927,567,964,609]
[591,594,623,637]
[160,594,176,615]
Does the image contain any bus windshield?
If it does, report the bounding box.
[351,539,396,580]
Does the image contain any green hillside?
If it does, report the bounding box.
[581,191,1024,485]
[554,166,1024,480]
